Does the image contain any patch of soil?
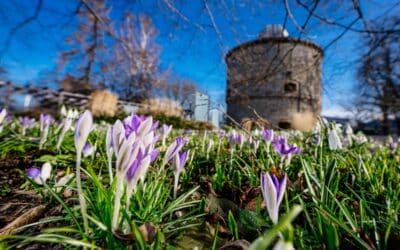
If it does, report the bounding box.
[0,150,66,249]
[0,150,52,201]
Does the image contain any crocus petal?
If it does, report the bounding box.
[262,129,274,142]
[74,110,93,154]
[150,148,160,163]
[136,155,152,183]
[273,239,294,250]
[276,174,287,208]
[164,136,185,164]
[82,143,94,157]
[137,117,153,138]
[106,125,113,150]
[27,167,41,179]
[261,172,278,224]
[112,120,126,154]
[40,163,52,182]
[116,134,139,173]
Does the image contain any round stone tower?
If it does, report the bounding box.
[225,25,323,131]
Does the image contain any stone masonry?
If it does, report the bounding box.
[225,37,323,131]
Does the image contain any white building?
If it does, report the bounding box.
[193,91,209,122]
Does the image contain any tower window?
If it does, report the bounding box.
[278,120,291,129]
[284,82,297,93]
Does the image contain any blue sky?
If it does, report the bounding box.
[1,0,399,117]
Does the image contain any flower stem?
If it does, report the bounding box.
[112,176,123,229]
[108,154,113,183]
[76,152,89,233]
[173,174,179,199]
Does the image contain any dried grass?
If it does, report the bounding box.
[139,98,183,117]
[89,90,119,117]
[292,111,316,131]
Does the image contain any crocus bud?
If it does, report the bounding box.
[173,150,190,199]
[74,110,93,154]
[328,129,342,150]
[161,124,173,146]
[262,129,274,143]
[112,120,126,155]
[163,136,186,166]
[174,150,189,175]
[60,106,67,117]
[260,172,287,224]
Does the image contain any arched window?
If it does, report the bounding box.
[284,82,297,93]
[278,120,291,129]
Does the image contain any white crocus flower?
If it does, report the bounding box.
[0,108,6,124]
[328,128,342,150]
[60,106,67,117]
[345,123,353,146]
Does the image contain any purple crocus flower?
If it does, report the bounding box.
[260,171,287,224]
[163,136,186,166]
[123,114,158,140]
[161,124,173,146]
[6,113,13,124]
[27,167,41,179]
[228,131,245,149]
[228,132,237,145]
[313,134,321,146]
[174,151,189,174]
[27,163,52,185]
[19,116,36,127]
[261,129,274,153]
[123,114,144,138]
[261,129,274,142]
[111,113,161,230]
[39,114,53,148]
[173,150,190,198]
[18,116,36,135]
[74,110,93,154]
[272,136,301,158]
[389,142,398,151]
[40,114,53,128]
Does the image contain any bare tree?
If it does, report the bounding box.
[162,77,197,106]
[355,16,400,134]
[109,13,164,101]
[57,0,111,90]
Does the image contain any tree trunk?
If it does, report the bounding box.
[396,114,400,135]
[382,108,390,135]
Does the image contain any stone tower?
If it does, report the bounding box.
[225,25,323,131]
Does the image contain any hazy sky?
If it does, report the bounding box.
[1,0,399,117]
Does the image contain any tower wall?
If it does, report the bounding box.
[225,37,323,130]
